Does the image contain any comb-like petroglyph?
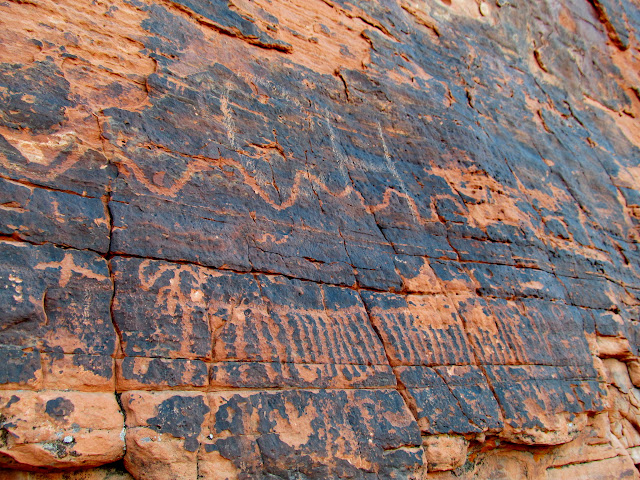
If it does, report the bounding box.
[1,0,640,478]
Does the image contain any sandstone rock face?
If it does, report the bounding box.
[1,0,640,478]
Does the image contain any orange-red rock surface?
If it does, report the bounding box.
[1,0,640,478]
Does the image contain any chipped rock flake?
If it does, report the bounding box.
[1,0,640,479]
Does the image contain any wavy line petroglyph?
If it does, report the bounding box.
[0,130,90,179]
[115,135,439,225]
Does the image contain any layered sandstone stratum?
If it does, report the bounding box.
[1,0,640,478]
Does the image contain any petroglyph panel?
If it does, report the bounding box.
[2,0,640,478]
